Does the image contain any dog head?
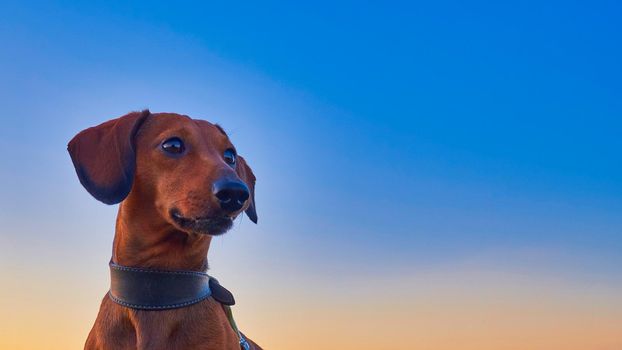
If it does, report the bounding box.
[68,110,257,236]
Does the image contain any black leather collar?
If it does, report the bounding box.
[109,261,235,310]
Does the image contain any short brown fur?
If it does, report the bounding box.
[69,111,262,350]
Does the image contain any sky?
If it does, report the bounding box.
[0,1,621,349]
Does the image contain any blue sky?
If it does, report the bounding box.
[1,0,622,313]
[1,1,622,348]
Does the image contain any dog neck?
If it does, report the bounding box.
[112,195,211,272]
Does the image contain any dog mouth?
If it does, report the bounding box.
[169,209,233,236]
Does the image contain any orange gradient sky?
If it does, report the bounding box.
[2,243,622,349]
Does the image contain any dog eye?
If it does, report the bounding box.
[162,137,185,154]
[223,149,236,166]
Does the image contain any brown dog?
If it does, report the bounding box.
[68,110,262,350]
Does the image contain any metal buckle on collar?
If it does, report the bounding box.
[240,334,251,350]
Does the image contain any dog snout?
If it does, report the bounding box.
[212,179,250,213]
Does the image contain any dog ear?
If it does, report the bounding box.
[236,155,258,224]
[67,110,150,205]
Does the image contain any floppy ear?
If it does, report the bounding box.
[67,110,150,205]
[236,155,258,224]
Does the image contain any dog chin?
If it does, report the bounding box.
[169,209,233,236]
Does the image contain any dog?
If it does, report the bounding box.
[68,110,262,350]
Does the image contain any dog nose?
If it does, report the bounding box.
[212,179,250,212]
